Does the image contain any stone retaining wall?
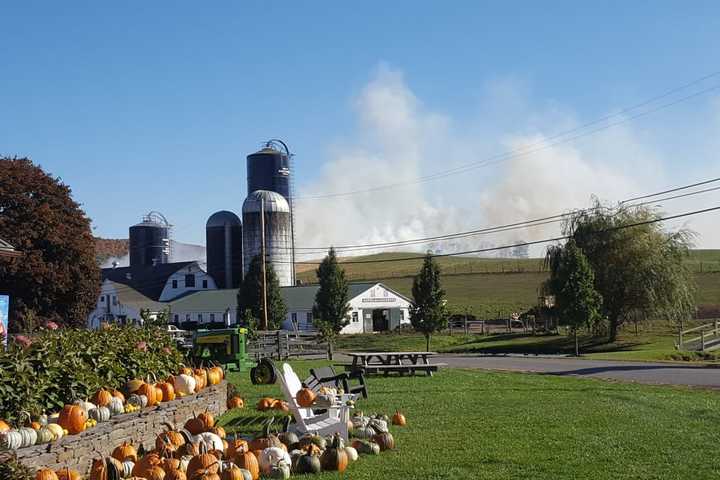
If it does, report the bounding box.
[16,381,227,475]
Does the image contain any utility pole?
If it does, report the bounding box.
[261,197,268,331]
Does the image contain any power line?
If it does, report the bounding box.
[277,177,720,253]
[293,73,720,200]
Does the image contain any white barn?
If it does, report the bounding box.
[280,282,412,334]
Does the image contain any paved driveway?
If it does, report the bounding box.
[435,354,720,388]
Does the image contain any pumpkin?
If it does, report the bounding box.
[155,385,164,403]
[193,372,206,392]
[143,465,166,480]
[210,426,226,439]
[197,411,215,430]
[165,469,187,480]
[221,464,251,480]
[295,388,316,408]
[30,421,41,430]
[112,441,138,462]
[293,446,322,474]
[344,446,358,462]
[372,431,395,451]
[209,365,224,381]
[108,397,124,416]
[234,447,259,480]
[195,368,209,386]
[157,429,186,451]
[92,389,113,407]
[0,420,10,433]
[36,426,55,444]
[121,461,135,478]
[35,468,59,480]
[195,432,224,452]
[206,369,221,386]
[58,404,87,435]
[226,438,249,460]
[266,463,290,479]
[255,398,274,412]
[56,468,82,480]
[258,447,291,475]
[17,427,38,447]
[249,422,283,452]
[173,374,196,396]
[351,439,380,455]
[277,431,298,449]
[1,430,22,449]
[89,456,123,480]
[391,410,406,426]
[191,469,220,480]
[158,382,176,402]
[132,452,163,477]
[271,401,289,413]
[320,434,348,472]
[187,452,219,478]
[89,407,111,423]
[226,396,244,410]
[297,434,326,451]
[111,389,126,402]
[162,457,181,472]
[352,425,375,439]
[45,423,64,441]
[184,414,206,436]
[137,383,160,407]
[125,379,145,395]
[127,394,145,409]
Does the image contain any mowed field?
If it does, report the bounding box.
[297,250,720,313]
[221,361,720,479]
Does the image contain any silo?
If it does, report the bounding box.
[129,211,171,267]
[246,145,290,199]
[206,210,243,289]
[242,190,293,287]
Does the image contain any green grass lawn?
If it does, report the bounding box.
[335,324,720,363]
[220,362,720,479]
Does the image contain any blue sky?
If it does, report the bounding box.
[2,2,719,250]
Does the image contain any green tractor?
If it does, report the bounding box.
[190,327,276,384]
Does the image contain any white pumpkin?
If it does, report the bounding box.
[45,423,64,441]
[344,446,358,462]
[195,432,224,452]
[1,431,23,450]
[173,374,196,396]
[109,397,124,416]
[17,427,37,447]
[259,447,292,475]
[74,399,97,413]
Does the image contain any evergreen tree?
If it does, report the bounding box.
[545,240,603,355]
[0,157,100,330]
[312,247,350,360]
[410,252,448,351]
[237,255,287,330]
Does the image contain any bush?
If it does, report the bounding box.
[0,325,184,423]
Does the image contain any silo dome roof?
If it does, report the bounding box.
[206,210,241,228]
[243,190,290,213]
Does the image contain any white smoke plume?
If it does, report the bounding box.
[294,66,720,258]
[100,240,206,268]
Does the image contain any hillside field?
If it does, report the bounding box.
[297,250,720,313]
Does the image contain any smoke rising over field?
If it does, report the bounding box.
[294,66,720,258]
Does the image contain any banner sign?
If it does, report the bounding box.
[0,295,8,348]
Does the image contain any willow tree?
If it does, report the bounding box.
[558,200,695,342]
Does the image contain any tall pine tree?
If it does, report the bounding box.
[237,255,287,330]
[410,252,447,352]
[313,247,350,360]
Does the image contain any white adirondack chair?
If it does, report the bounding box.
[276,363,351,440]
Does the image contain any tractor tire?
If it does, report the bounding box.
[250,358,277,385]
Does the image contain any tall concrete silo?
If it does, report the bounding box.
[206,210,243,289]
[242,190,293,287]
[129,211,171,267]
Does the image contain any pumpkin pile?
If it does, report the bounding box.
[255,398,289,413]
[0,364,226,452]
[30,407,404,479]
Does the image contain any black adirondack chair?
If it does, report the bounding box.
[306,365,368,399]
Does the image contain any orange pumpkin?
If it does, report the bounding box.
[296,388,316,408]
[227,396,244,409]
[143,465,166,480]
[256,398,274,411]
[206,369,221,386]
[210,426,226,438]
[234,447,259,480]
[392,410,407,426]
[165,469,187,480]
[58,404,87,434]
[179,366,193,376]
[111,389,126,402]
[132,452,163,477]
[226,438,249,460]
[192,469,220,480]
[221,465,247,480]
[35,469,59,480]
[272,401,289,413]
[55,468,82,480]
[92,388,113,407]
[197,411,215,430]
[156,429,185,450]
[184,414,206,436]
[30,421,42,430]
[157,382,175,402]
[187,452,219,478]
[112,440,138,462]
[0,419,10,433]
[137,383,159,407]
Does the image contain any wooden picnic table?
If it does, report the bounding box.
[340,351,444,377]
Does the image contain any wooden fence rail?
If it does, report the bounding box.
[248,330,328,360]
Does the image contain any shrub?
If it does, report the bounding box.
[0,325,183,423]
